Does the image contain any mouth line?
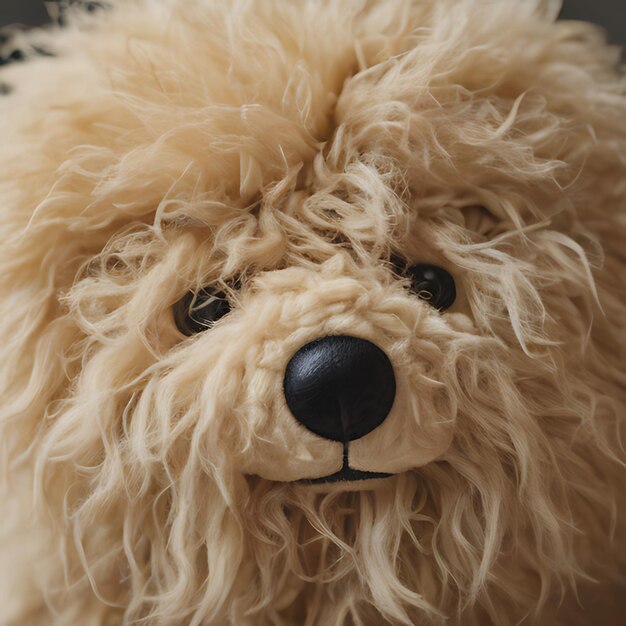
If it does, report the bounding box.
[301,466,393,485]
[300,442,393,485]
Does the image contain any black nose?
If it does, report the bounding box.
[284,336,396,442]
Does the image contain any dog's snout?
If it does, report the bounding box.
[284,336,396,442]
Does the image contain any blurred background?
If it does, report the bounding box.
[0,1,625,45]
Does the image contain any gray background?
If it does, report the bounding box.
[1,1,625,44]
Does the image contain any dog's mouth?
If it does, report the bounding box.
[300,442,393,485]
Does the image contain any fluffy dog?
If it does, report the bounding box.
[0,1,624,624]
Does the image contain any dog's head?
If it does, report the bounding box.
[1,1,625,624]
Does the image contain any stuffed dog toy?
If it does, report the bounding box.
[0,1,624,624]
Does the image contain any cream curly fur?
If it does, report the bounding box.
[0,0,625,624]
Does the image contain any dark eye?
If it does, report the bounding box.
[174,288,231,336]
[0,49,25,67]
[405,264,456,310]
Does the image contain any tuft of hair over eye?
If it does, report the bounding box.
[394,259,457,311]
[462,205,500,236]
[174,288,232,336]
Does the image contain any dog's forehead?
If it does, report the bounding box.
[91,0,548,189]
[0,0,607,273]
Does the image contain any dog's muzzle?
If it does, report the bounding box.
[284,335,396,483]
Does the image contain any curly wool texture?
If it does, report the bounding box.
[0,0,625,624]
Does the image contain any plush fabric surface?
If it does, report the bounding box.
[0,1,624,624]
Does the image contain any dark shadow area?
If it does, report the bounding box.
[1,1,625,46]
[560,0,626,46]
[0,0,49,28]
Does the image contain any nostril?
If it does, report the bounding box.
[283,335,396,442]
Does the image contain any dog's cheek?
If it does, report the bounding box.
[237,415,344,482]
[349,361,456,474]
[348,306,474,474]
[234,336,343,482]
[210,306,346,483]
